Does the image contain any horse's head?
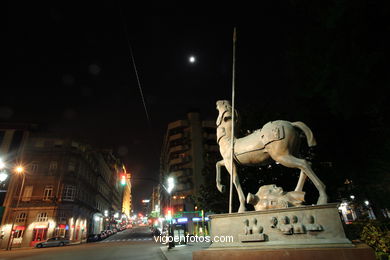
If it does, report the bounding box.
[216,100,231,126]
[216,100,239,127]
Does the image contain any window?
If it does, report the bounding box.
[49,161,58,174]
[30,162,39,173]
[58,211,66,222]
[13,230,24,238]
[34,139,44,148]
[22,186,33,202]
[37,212,48,222]
[54,139,63,147]
[62,185,76,201]
[15,212,27,222]
[43,186,53,201]
[68,161,76,172]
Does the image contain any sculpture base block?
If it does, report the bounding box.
[193,244,376,260]
[209,203,352,248]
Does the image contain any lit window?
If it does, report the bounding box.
[43,186,53,201]
[15,212,27,222]
[37,212,48,222]
[13,230,24,238]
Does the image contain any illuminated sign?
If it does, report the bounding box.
[14,226,25,231]
[177,218,188,223]
[35,225,48,229]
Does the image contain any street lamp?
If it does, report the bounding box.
[6,165,25,250]
[166,177,175,249]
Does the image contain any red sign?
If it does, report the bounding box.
[14,226,25,231]
[59,224,66,229]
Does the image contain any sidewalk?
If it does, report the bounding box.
[160,242,210,260]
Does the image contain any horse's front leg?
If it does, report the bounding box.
[232,163,247,213]
[216,160,226,193]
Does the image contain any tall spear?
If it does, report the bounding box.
[229,27,237,214]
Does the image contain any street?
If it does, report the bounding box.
[0,227,165,260]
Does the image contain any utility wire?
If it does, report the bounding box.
[118,3,151,127]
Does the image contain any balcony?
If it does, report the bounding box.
[168,133,184,142]
[171,170,185,178]
[168,120,188,129]
[168,145,187,155]
[202,121,215,128]
[13,196,58,207]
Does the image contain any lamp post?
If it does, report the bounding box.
[166,177,175,249]
[6,166,25,250]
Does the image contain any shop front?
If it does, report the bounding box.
[30,224,48,247]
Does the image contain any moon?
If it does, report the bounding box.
[189,56,196,63]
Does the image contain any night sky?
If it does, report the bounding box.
[5,3,389,211]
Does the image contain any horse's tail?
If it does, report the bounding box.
[291,121,317,147]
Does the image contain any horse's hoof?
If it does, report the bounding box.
[238,206,246,213]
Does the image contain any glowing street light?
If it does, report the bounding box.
[350,195,355,199]
[15,166,24,174]
[167,177,174,194]
[364,200,370,206]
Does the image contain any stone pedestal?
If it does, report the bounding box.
[193,244,376,260]
[209,203,352,248]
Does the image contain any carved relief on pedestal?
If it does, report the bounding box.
[270,216,278,229]
[291,215,305,234]
[278,216,293,235]
[305,215,323,232]
[239,218,266,242]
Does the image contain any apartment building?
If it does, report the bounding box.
[160,112,218,213]
[0,134,128,248]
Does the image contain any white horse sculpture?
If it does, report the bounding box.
[215,100,327,213]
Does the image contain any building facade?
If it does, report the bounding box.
[0,124,32,223]
[160,112,218,215]
[0,134,129,248]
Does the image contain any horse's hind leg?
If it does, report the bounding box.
[295,171,307,191]
[274,154,328,205]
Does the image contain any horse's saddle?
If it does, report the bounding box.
[234,121,285,156]
[260,121,286,146]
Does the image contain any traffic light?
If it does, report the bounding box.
[166,209,172,221]
[120,174,126,186]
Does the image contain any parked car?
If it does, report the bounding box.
[35,237,70,248]
[100,231,108,239]
[87,234,101,242]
